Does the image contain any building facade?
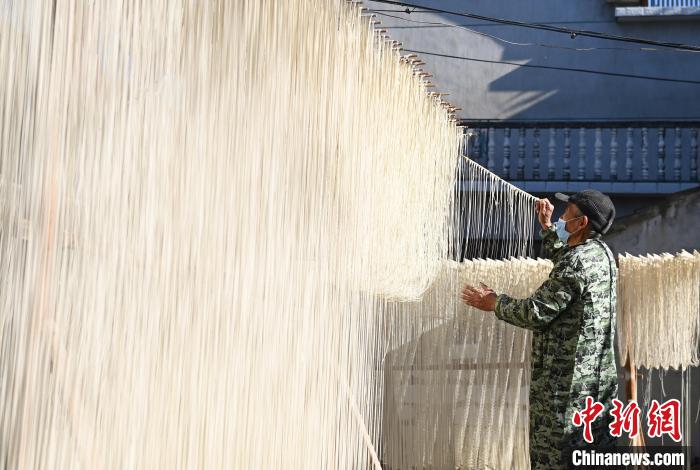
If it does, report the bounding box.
[365,0,700,246]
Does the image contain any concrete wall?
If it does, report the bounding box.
[364,0,700,121]
[604,187,700,255]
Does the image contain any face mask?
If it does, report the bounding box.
[554,216,582,244]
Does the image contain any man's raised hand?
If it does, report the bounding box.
[535,198,554,230]
[460,283,497,312]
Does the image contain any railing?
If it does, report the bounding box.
[461,121,700,194]
[647,0,700,6]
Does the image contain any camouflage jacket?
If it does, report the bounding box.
[494,226,618,469]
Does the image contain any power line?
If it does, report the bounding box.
[402,48,700,85]
[366,0,700,52]
[369,9,617,26]
[372,11,697,54]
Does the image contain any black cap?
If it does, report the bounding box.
[555,189,616,234]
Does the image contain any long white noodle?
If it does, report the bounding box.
[0,1,544,468]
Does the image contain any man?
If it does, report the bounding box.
[461,189,618,469]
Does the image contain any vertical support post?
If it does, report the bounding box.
[503,128,511,178]
[532,128,541,180]
[578,127,586,180]
[673,127,682,181]
[691,128,698,181]
[641,127,649,180]
[657,127,666,181]
[624,354,646,448]
[547,128,557,180]
[469,129,480,162]
[487,127,496,172]
[517,127,526,179]
[594,127,603,180]
[610,128,618,181]
[563,127,571,181]
[626,127,634,180]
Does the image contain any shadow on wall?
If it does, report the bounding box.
[604,187,700,256]
[478,14,700,121]
[371,0,700,121]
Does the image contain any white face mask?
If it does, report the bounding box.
[554,216,583,243]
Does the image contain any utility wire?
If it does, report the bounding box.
[366,0,700,52]
[402,48,700,85]
[370,9,617,25]
[372,10,698,54]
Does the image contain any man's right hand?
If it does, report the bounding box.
[535,198,554,230]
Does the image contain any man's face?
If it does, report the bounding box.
[561,203,588,233]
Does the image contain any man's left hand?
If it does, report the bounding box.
[460,283,498,312]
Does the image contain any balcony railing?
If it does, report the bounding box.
[461,121,700,194]
[615,1,700,21]
[648,0,700,6]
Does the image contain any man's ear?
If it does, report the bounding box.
[580,215,589,230]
